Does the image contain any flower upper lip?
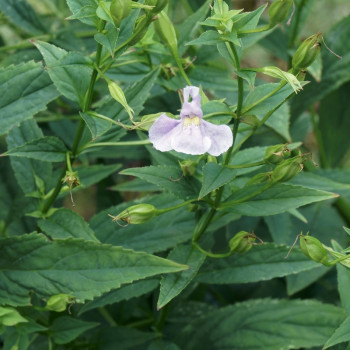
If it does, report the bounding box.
[149,86,233,156]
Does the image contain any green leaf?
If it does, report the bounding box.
[49,316,98,345]
[199,163,237,199]
[6,120,52,195]
[222,184,337,216]
[158,244,206,309]
[80,111,112,140]
[324,315,350,349]
[94,25,119,56]
[187,30,223,46]
[178,0,211,55]
[90,194,195,253]
[265,102,291,141]
[98,327,157,349]
[178,299,345,350]
[197,243,318,284]
[0,0,45,34]
[120,166,201,200]
[290,170,350,192]
[337,262,350,314]
[38,208,99,242]
[109,178,159,192]
[76,163,122,188]
[34,41,93,106]
[79,279,159,314]
[0,61,59,136]
[0,307,27,326]
[0,233,186,306]
[4,136,67,162]
[66,0,99,27]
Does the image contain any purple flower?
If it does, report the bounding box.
[149,86,233,156]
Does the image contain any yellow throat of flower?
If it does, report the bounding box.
[183,116,201,128]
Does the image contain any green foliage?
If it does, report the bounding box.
[0,0,350,348]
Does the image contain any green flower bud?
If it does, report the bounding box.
[265,144,290,164]
[229,231,256,254]
[299,234,329,265]
[145,0,168,15]
[109,204,158,225]
[128,14,152,46]
[292,33,322,71]
[153,11,178,55]
[110,0,132,28]
[268,0,293,27]
[46,294,75,312]
[271,156,303,183]
[179,159,197,176]
[246,172,272,186]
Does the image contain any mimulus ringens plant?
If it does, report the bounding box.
[149,86,233,156]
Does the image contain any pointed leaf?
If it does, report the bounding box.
[0,233,186,306]
[178,299,345,350]
[34,41,93,106]
[4,136,67,162]
[38,208,99,242]
[197,243,318,284]
[199,163,237,199]
[0,61,59,136]
[158,244,206,309]
[324,315,350,349]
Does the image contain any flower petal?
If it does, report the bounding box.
[201,120,233,156]
[171,124,211,155]
[149,114,181,152]
[180,86,203,118]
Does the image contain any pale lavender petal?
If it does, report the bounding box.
[149,114,181,152]
[180,86,203,118]
[201,120,233,156]
[171,123,211,155]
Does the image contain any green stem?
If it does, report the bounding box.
[126,318,154,328]
[155,305,169,332]
[335,197,350,228]
[157,199,197,214]
[225,161,265,169]
[41,40,104,215]
[242,82,286,115]
[174,55,192,85]
[98,307,117,327]
[193,242,231,258]
[66,152,73,172]
[83,139,151,149]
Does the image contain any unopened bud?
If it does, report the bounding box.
[246,172,272,186]
[153,11,178,55]
[145,0,168,15]
[271,156,303,183]
[109,204,158,225]
[265,144,291,164]
[46,294,75,312]
[229,231,256,254]
[110,0,132,27]
[292,33,322,71]
[179,159,197,176]
[300,234,329,265]
[128,14,152,46]
[268,0,293,27]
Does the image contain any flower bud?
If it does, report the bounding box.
[145,0,168,15]
[271,156,303,183]
[46,294,75,312]
[179,159,197,176]
[268,0,293,27]
[246,172,272,186]
[153,11,178,55]
[292,33,322,71]
[299,234,329,265]
[110,0,132,28]
[229,231,256,254]
[265,144,291,164]
[109,204,158,225]
[128,14,152,46]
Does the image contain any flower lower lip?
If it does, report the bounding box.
[183,116,201,127]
